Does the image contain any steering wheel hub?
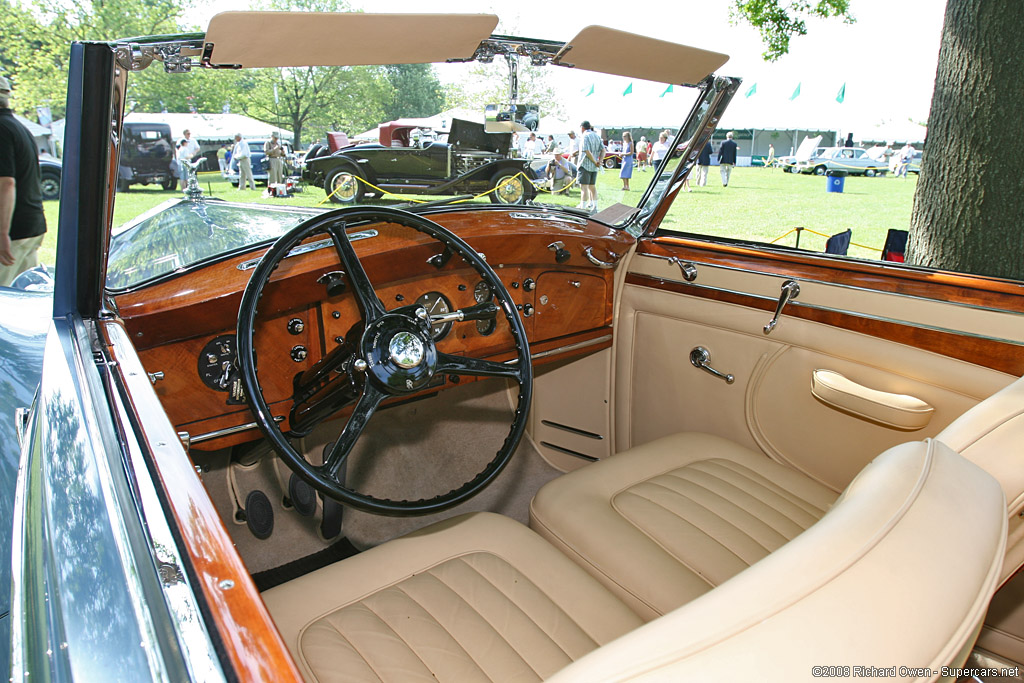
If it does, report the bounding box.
[389,331,425,369]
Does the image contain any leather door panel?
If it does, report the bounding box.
[615,240,1022,490]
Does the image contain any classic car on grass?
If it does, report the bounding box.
[796,145,889,176]
[4,11,1024,683]
[303,117,536,205]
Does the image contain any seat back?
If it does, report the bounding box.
[937,375,1024,582]
[550,440,1006,681]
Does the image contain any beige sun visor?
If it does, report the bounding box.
[204,12,498,68]
[555,26,728,85]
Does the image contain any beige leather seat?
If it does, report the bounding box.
[530,431,839,619]
[265,440,1005,682]
[531,376,1024,621]
[262,512,643,682]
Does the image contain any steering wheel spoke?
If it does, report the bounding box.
[437,352,523,380]
[325,221,386,323]
[319,384,386,480]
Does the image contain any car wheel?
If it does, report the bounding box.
[162,176,177,191]
[603,157,616,169]
[814,166,827,176]
[39,173,60,201]
[326,167,364,204]
[489,170,529,205]
[865,169,877,177]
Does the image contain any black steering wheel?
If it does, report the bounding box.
[237,207,532,516]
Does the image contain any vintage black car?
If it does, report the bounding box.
[37,156,62,201]
[303,118,536,205]
[3,10,1024,683]
[117,120,178,191]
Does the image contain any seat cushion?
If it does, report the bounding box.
[262,512,643,683]
[530,432,839,620]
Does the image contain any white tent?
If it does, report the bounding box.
[124,112,291,146]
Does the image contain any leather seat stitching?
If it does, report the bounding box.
[415,568,543,679]
[457,556,597,655]
[629,479,776,556]
[617,486,757,565]
[354,599,448,678]
[693,459,830,517]
[655,473,795,546]
[316,611,388,683]
[664,469,817,535]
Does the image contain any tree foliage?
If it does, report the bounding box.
[383,64,445,122]
[443,60,566,122]
[730,0,854,61]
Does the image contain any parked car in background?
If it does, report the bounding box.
[37,155,61,201]
[224,138,295,186]
[890,149,924,175]
[117,121,178,191]
[303,118,535,204]
[796,146,888,176]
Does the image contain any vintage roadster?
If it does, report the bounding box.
[303,117,536,205]
[3,11,1024,683]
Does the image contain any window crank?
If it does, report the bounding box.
[689,346,734,384]
[763,279,800,335]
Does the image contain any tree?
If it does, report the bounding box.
[383,64,444,121]
[443,60,566,122]
[906,0,1024,279]
[733,0,1024,280]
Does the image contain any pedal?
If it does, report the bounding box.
[289,473,317,517]
[245,490,274,540]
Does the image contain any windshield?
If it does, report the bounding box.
[103,22,720,290]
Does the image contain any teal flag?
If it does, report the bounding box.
[583,83,594,96]
[622,83,633,96]
[836,83,846,104]
[745,83,757,98]
[660,84,674,97]
[789,83,801,101]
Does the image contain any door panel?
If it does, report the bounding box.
[615,239,1021,490]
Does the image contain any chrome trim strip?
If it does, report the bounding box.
[541,419,604,440]
[510,211,588,226]
[529,334,613,361]
[636,252,1024,316]
[539,441,599,462]
[630,273,1024,348]
[189,415,283,444]
[236,229,378,271]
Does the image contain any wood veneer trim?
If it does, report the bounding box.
[643,237,1024,312]
[101,321,303,682]
[625,273,1024,376]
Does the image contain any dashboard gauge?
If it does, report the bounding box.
[473,280,492,304]
[473,281,496,336]
[197,334,247,404]
[415,291,453,340]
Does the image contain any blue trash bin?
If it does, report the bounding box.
[826,169,847,193]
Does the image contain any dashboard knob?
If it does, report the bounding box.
[290,345,308,362]
[287,318,304,335]
[523,278,536,291]
[522,304,534,317]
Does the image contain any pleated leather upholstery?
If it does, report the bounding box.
[263,513,643,683]
[531,432,838,620]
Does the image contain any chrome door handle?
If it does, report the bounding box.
[582,245,621,269]
[763,280,800,335]
[690,347,734,384]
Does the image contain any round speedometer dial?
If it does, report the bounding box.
[414,291,453,340]
[473,280,496,336]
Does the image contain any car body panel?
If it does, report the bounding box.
[796,146,888,176]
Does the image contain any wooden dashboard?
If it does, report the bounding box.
[112,208,635,451]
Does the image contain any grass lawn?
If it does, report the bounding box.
[38,166,917,266]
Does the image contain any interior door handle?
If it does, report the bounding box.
[811,369,934,430]
[763,280,800,335]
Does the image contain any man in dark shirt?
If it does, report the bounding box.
[0,75,48,286]
[718,131,738,187]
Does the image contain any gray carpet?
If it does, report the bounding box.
[197,379,561,574]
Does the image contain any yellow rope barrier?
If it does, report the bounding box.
[770,226,882,252]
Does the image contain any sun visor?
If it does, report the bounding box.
[204,12,499,68]
[554,26,728,85]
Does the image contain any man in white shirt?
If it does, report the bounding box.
[232,133,256,191]
[180,129,201,161]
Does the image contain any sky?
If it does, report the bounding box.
[186,0,947,143]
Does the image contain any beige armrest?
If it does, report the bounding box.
[811,369,934,430]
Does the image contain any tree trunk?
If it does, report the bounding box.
[292,121,303,151]
[907,0,1024,280]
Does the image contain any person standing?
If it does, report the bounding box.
[636,136,648,170]
[651,131,671,167]
[718,131,738,187]
[565,130,579,165]
[696,140,713,186]
[544,135,557,154]
[232,133,256,191]
[180,129,200,161]
[896,142,915,179]
[264,132,285,187]
[216,144,228,172]
[0,75,47,287]
[619,131,634,191]
[578,120,603,212]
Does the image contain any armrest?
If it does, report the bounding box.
[811,369,934,430]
